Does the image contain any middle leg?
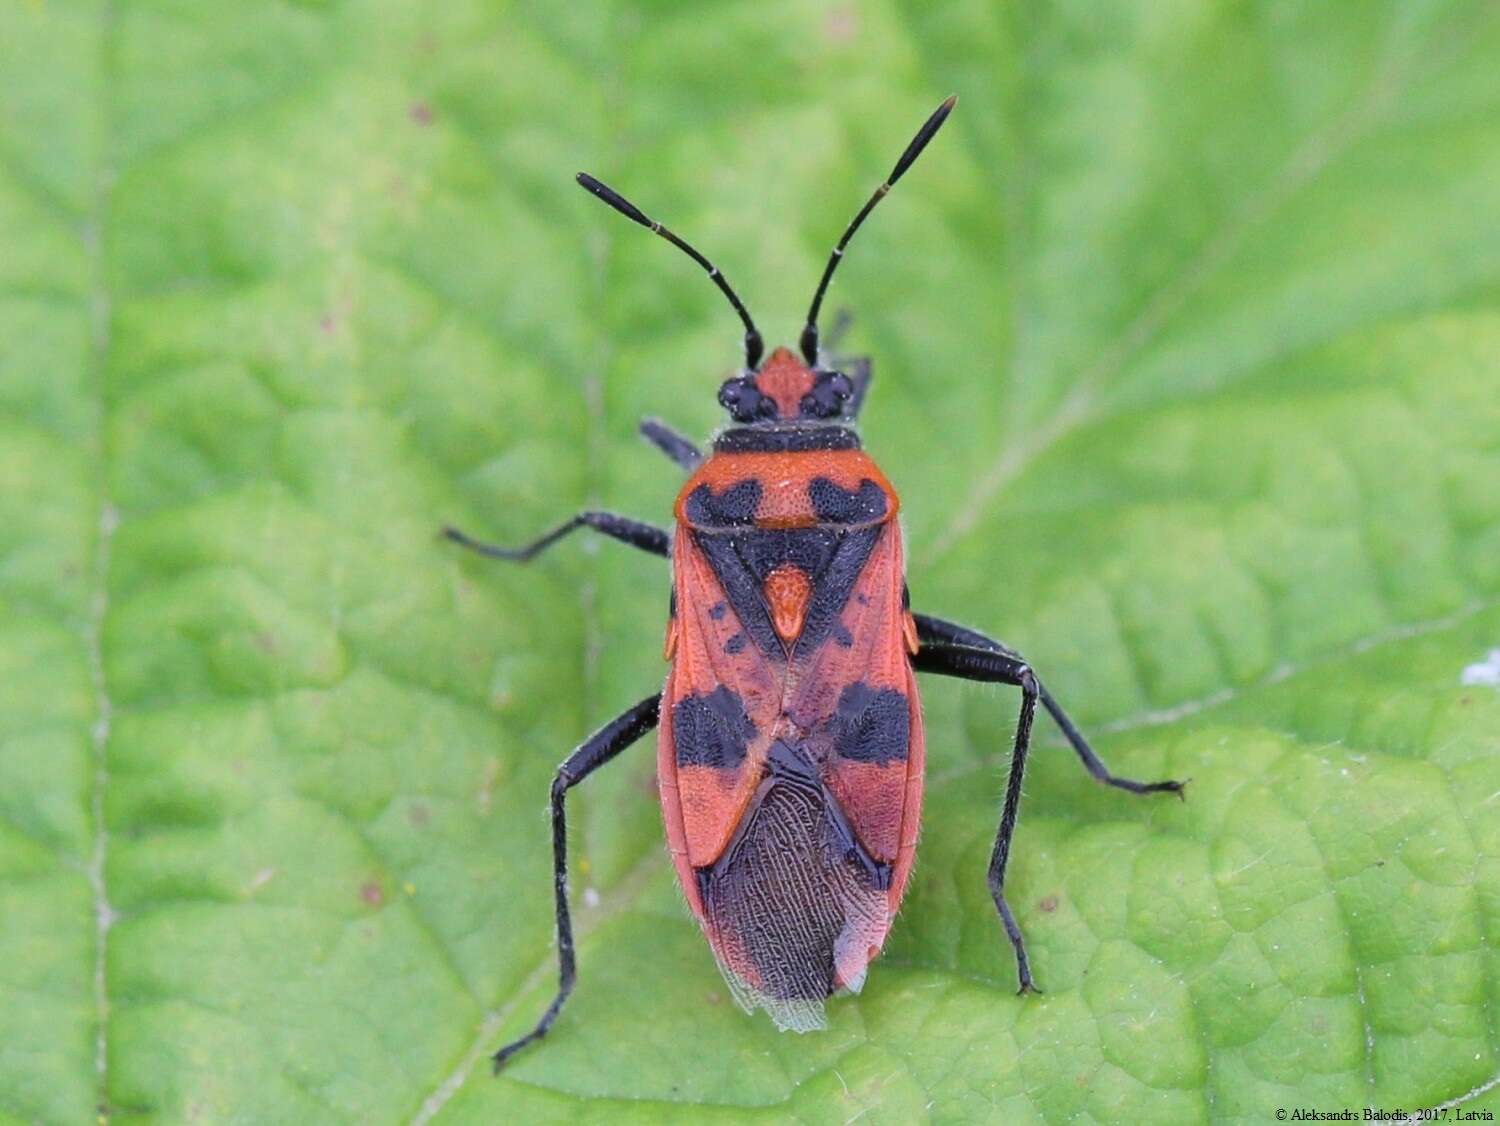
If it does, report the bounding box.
[912,641,1041,992]
[914,614,1184,797]
[444,511,669,563]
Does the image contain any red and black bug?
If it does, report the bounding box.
[445,96,1185,1070]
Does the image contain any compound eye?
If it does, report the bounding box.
[799,370,854,419]
[719,376,769,422]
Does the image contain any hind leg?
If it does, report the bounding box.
[912,641,1041,991]
[913,614,1185,796]
[492,693,662,1070]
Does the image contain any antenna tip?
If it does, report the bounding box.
[575,172,653,227]
[886,94,959,186]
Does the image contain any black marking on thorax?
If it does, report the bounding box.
[684,478,887,531]
[714,426,861,453]
[684,480,762,527]
[810,478,887,524]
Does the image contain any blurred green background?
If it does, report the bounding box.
[3,1,1500,1122]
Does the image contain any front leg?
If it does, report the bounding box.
[912,641,1041,992]
[444,511,669,563]
[493,693,662,1071]
[639,417,703,471]
[914,614,1184,797]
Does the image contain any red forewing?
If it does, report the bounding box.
[658,532,780,882]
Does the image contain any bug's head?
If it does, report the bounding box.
[574,96,955,419]
[716,348,854,424]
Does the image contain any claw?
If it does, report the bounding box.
[492,1031,540,1074]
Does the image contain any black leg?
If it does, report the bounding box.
[639,417,703,471]
[493,693,662,1071]
[443,512,669,562]
[914,614,1185,798]
[912,641,1041,992]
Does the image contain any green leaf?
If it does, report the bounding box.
[3,1,1500,1121]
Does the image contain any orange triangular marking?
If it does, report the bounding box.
[764,565,812,643]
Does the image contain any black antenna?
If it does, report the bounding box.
[799,95,957,365]
[576,172,764,369]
